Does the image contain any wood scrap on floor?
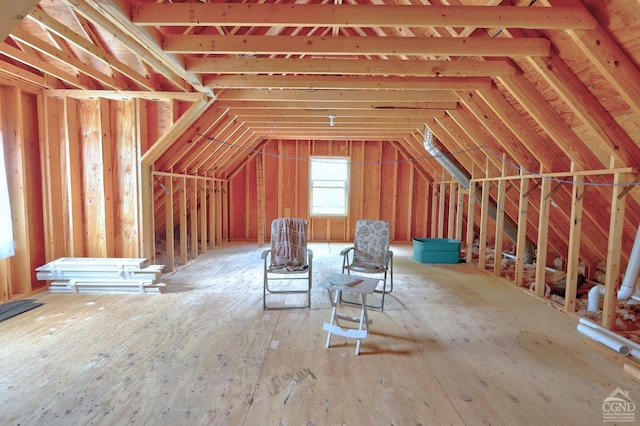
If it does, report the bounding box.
[36,258,166,294]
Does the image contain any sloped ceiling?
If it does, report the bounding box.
[1,0,640,267]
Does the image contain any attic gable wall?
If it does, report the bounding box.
[227,139,436,243]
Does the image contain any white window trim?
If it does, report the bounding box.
[0,133,15,259]
[309,156,349,217]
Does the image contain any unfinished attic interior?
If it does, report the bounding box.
[1,0,640,423]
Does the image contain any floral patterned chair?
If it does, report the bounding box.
[340,219,393,310]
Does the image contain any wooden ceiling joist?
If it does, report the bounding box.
[216,89,458,103]
[192,57,516,77]
[240,119,435,128]
[252,132,410,141]
[44,89,207,101]
[131,3,597,31]
[206,75,492,91]
[215,101,458,110]
[164,35,551,58]
[248,122,423,130]
[232,109,445,119]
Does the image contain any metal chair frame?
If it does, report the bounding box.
[261,218,313,310]
[261,249,313,310]
[340,220,394,310]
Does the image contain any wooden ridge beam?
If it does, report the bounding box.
[191,57,516,77]
[131,3,596,30]
[165,35,551,57]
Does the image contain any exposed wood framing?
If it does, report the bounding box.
[534,172,552,298]
[602,170,629,329]
[564,168,584,313]
[466,181,476,264]
[514,171,529,287]
[0,1,40,42]
[132,3,596,30]
[493,156,507,277]
[0,0,639,347]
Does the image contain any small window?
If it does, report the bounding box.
[310,157,349,216]
[0,132,15,259]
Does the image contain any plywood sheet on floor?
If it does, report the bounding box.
[0,242,637,425]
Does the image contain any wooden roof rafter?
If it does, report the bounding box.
[0,42,85,89]
[173,115,243,174]
[9,27,122,90]
[26,6,158,91]
[60,0,209,95]
[154,105,231,172]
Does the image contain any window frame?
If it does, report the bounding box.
[309,156,350,217]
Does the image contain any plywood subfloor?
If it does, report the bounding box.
[0,242,637,425]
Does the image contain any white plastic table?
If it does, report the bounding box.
[318,273,379,355]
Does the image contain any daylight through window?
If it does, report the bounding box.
[0,133,15,259]
[310,157,349,216]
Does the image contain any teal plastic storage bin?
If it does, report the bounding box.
[412,238,461,264]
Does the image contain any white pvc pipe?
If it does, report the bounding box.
[577,323,630,356]
[618,224,640,301]
[587,225,640,311]
[577,318,640,359]
[587,284,605,312]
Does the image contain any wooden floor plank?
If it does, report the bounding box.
[0,242,637,425]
